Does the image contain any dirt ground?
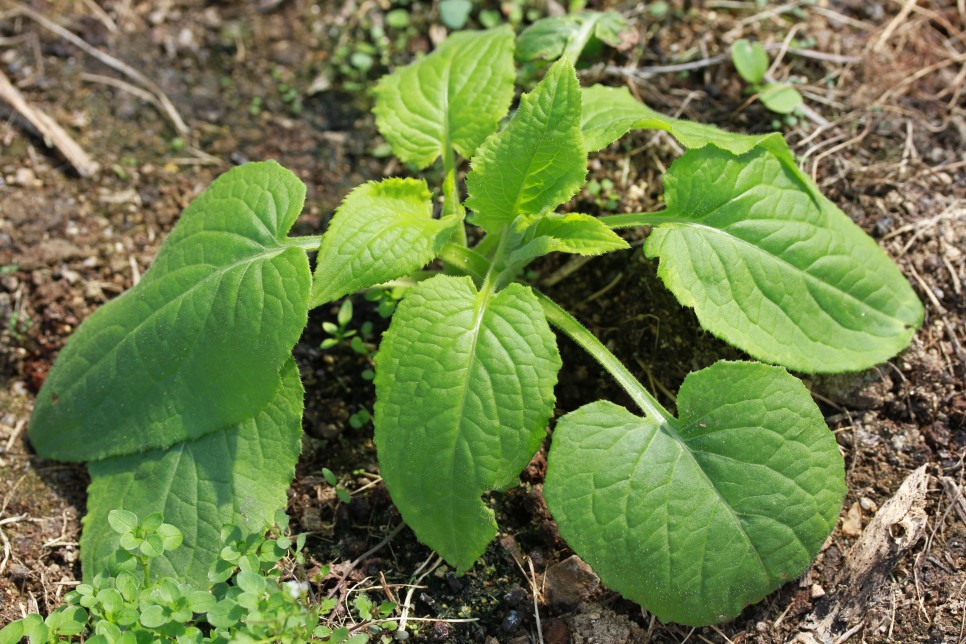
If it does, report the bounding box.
[0,0,964,642]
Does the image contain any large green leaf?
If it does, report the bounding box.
[29,161,311,461]
[82,359,303,585]
[580,84,785,154]
[374,275,560,571]
[373,27,515,168]
[466,58,586,233]
[310,178,458,306]
[544,361,845,626]
[645,145,924,372]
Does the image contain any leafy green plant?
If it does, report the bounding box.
[0,511,382,643]
[28,25,923,627]
[731,38,804,117]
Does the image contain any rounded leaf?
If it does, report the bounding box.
[545,361,846,625]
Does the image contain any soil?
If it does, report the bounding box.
[0,1,964,642]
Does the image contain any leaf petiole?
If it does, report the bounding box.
[535,290,670,424]
[285,235,325,251]
[438,243,490,284]
[598,211,681,229]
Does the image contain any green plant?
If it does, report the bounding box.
[0,511,382,643]
[28,25,923,627]
[731,38,804,117]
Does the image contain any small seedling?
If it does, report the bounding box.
[731,38,804,116]
[0,512,377,643]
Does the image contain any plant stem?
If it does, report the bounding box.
[285,235,324,251]
[472,232,501,259]
[562,17,596,63]
[534,290,671,423]
[442,144,468,248]
[598,211,680,229]
[438,243,490,283]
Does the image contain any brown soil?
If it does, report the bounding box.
[1,1,964,642]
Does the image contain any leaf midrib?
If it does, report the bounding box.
[659,220,906,328]
[54,239,290,428]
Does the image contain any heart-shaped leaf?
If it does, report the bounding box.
[544,360,846,625]
[645,145,924,372]
[374,275,560,571]
[30,161,311,461]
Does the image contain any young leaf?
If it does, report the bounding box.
[759,83,804,115]
[580,85,784,154]
[731,39,769,85]
[466,58,586,233]
[507,213,629,268]
[645,145,924,372]
[373,27,515,168]
[311,178,458,306]
[516,11,626,62]
[374,275,560,571]
[81,359,303,586]
[544,361,846,626]
[29,161,311,461]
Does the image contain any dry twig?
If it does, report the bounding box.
[0,69,99,176]
[4,2,189,136]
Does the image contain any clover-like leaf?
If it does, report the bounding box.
[581,84,785,154]
[30,161,310,461]
[373,27,515,168]
[507,213,629,268]
[645,145,924,372]
[374,275,560,571]
[759,83,804,114]
[81,359,303,586]
[310,178,458,306]
[466,57,586,232]
[731,39,769,85]
[544,361,846,625]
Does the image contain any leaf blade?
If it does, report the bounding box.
[81,359,303,585]
[466,58,587,233]
[507,213,629,267]
[645,145,923,372]
[580,84,783,154]
[374,276,560,570]
[544,361,845,625]
[310,178,457,306]
[373,27,516,168]
[29,162,311,461]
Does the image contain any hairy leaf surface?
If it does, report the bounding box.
[645,145,924,372]
[374,275,560,571]
[466,58,586,233]
[581,85,784,154]
[82,360,303,585]
[30,162,310,461]
[507,213,629,267]
[545,361,845,625]
[311,178,457,306]
[373,27,515,168]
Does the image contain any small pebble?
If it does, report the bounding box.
[811,584,826,599]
